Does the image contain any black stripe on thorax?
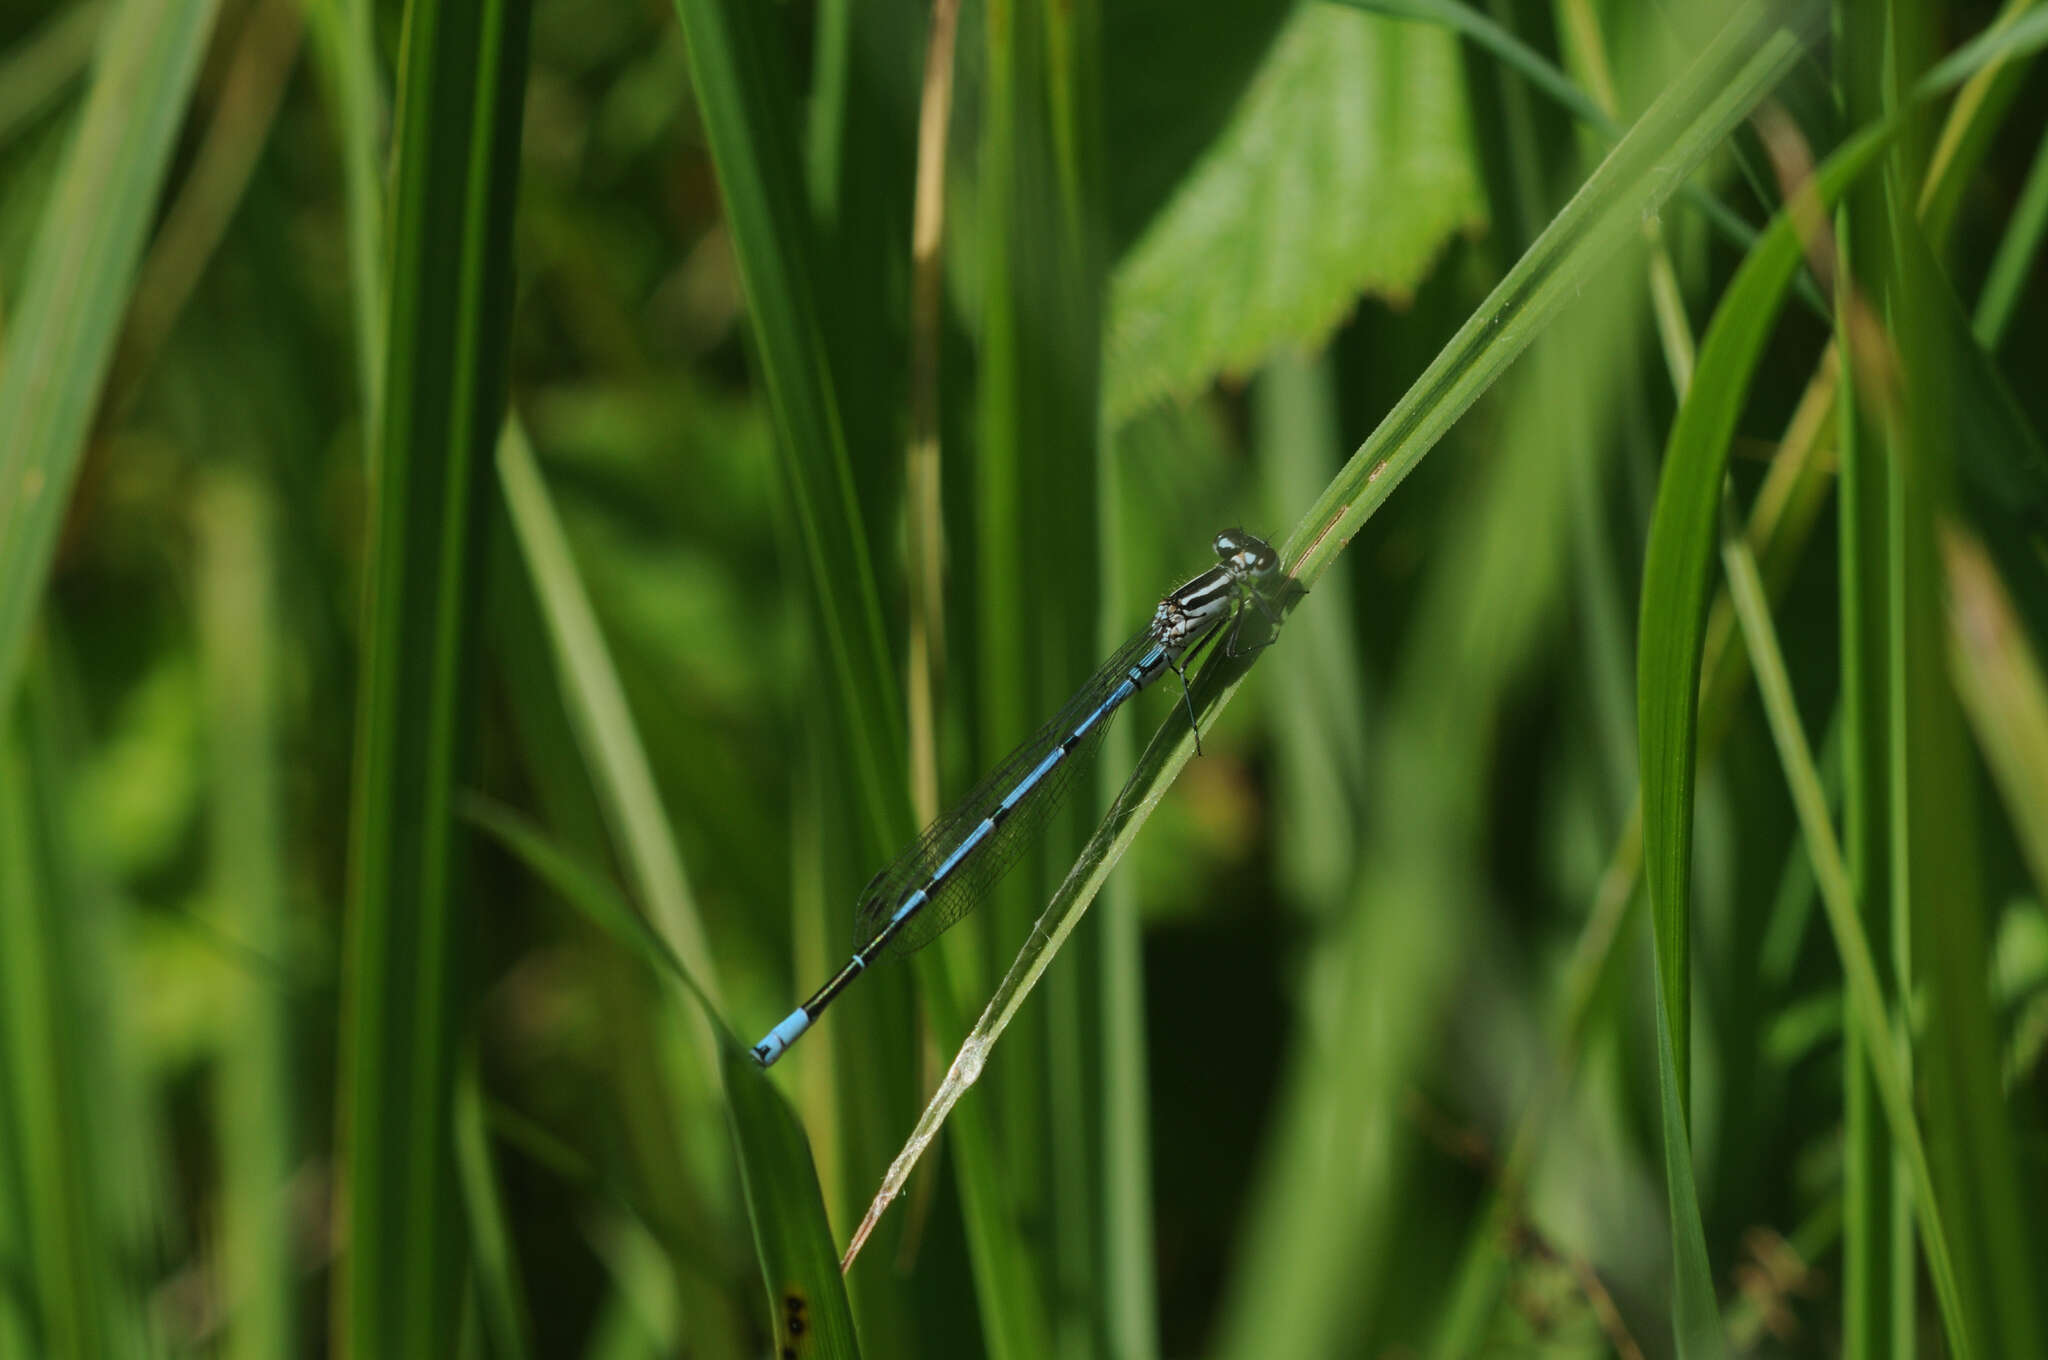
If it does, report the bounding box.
[1170,567,1235,612]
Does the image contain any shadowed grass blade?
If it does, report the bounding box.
[465,798,862,1359]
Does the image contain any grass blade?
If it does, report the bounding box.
[0,0,219,715]
[1721,521,1973,1357]
[335,0,532,1347]
[1944,527,2048,900]
[1635,119,1890,1355]
[465,796,863,1358]
[496,419,724,1011]
[454,1049,535,1360]
[1973,120,2048,349]
[1637,122,1888,1102]
[0,670,163,1359]
[666,0,908,861]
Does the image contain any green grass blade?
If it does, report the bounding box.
[1257,352,1371,913]
[197,474,298,1360]
[454,1049,536,1360]
[0,0,218,717]
[303,0,390,449]
[496,419,725,1010]
[1634,122,1889,1355]
[970,0,1105,1351]
[724,1044,863,1360]
[0,1,105,144]
[464,796,862,1358]
[1973,121,2048,350]
[1892,205,2048,1359]
[0,674,161,1359]
[462,796,707,1005]
[1721,522,1973,1358]
[666,0,908,861]
[335,0,532,1347]
[1637,122,1888,1104]
[1945,527,2048,900]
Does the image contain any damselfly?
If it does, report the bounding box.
[751,529,1284,1068]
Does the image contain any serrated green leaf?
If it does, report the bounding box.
[1105,3,1483,423]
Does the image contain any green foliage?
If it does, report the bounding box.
[1105,3,1484,422]
[4,0,2048,1355]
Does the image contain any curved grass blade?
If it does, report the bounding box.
[840,0,1812,1258]
[1636,121,1887,1100]
[1633,124,1888,1356]
[0,0,219,717]
[496,420,724,1013]
[464,797,861,1359]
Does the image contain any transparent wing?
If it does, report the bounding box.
[852,629,1163,960]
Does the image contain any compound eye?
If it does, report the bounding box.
[1247,540,1278,575]
[1212,530,1238,560]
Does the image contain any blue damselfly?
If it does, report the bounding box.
[751,529,1283,1067]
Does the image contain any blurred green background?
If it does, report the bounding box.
[2,0,2047,1354]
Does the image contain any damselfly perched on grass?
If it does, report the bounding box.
[751,529,1283,1066]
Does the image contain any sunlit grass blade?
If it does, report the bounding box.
[0,0,218,716]
[335,0,532,1348]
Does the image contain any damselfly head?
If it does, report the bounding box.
[1213,529,1279,581]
